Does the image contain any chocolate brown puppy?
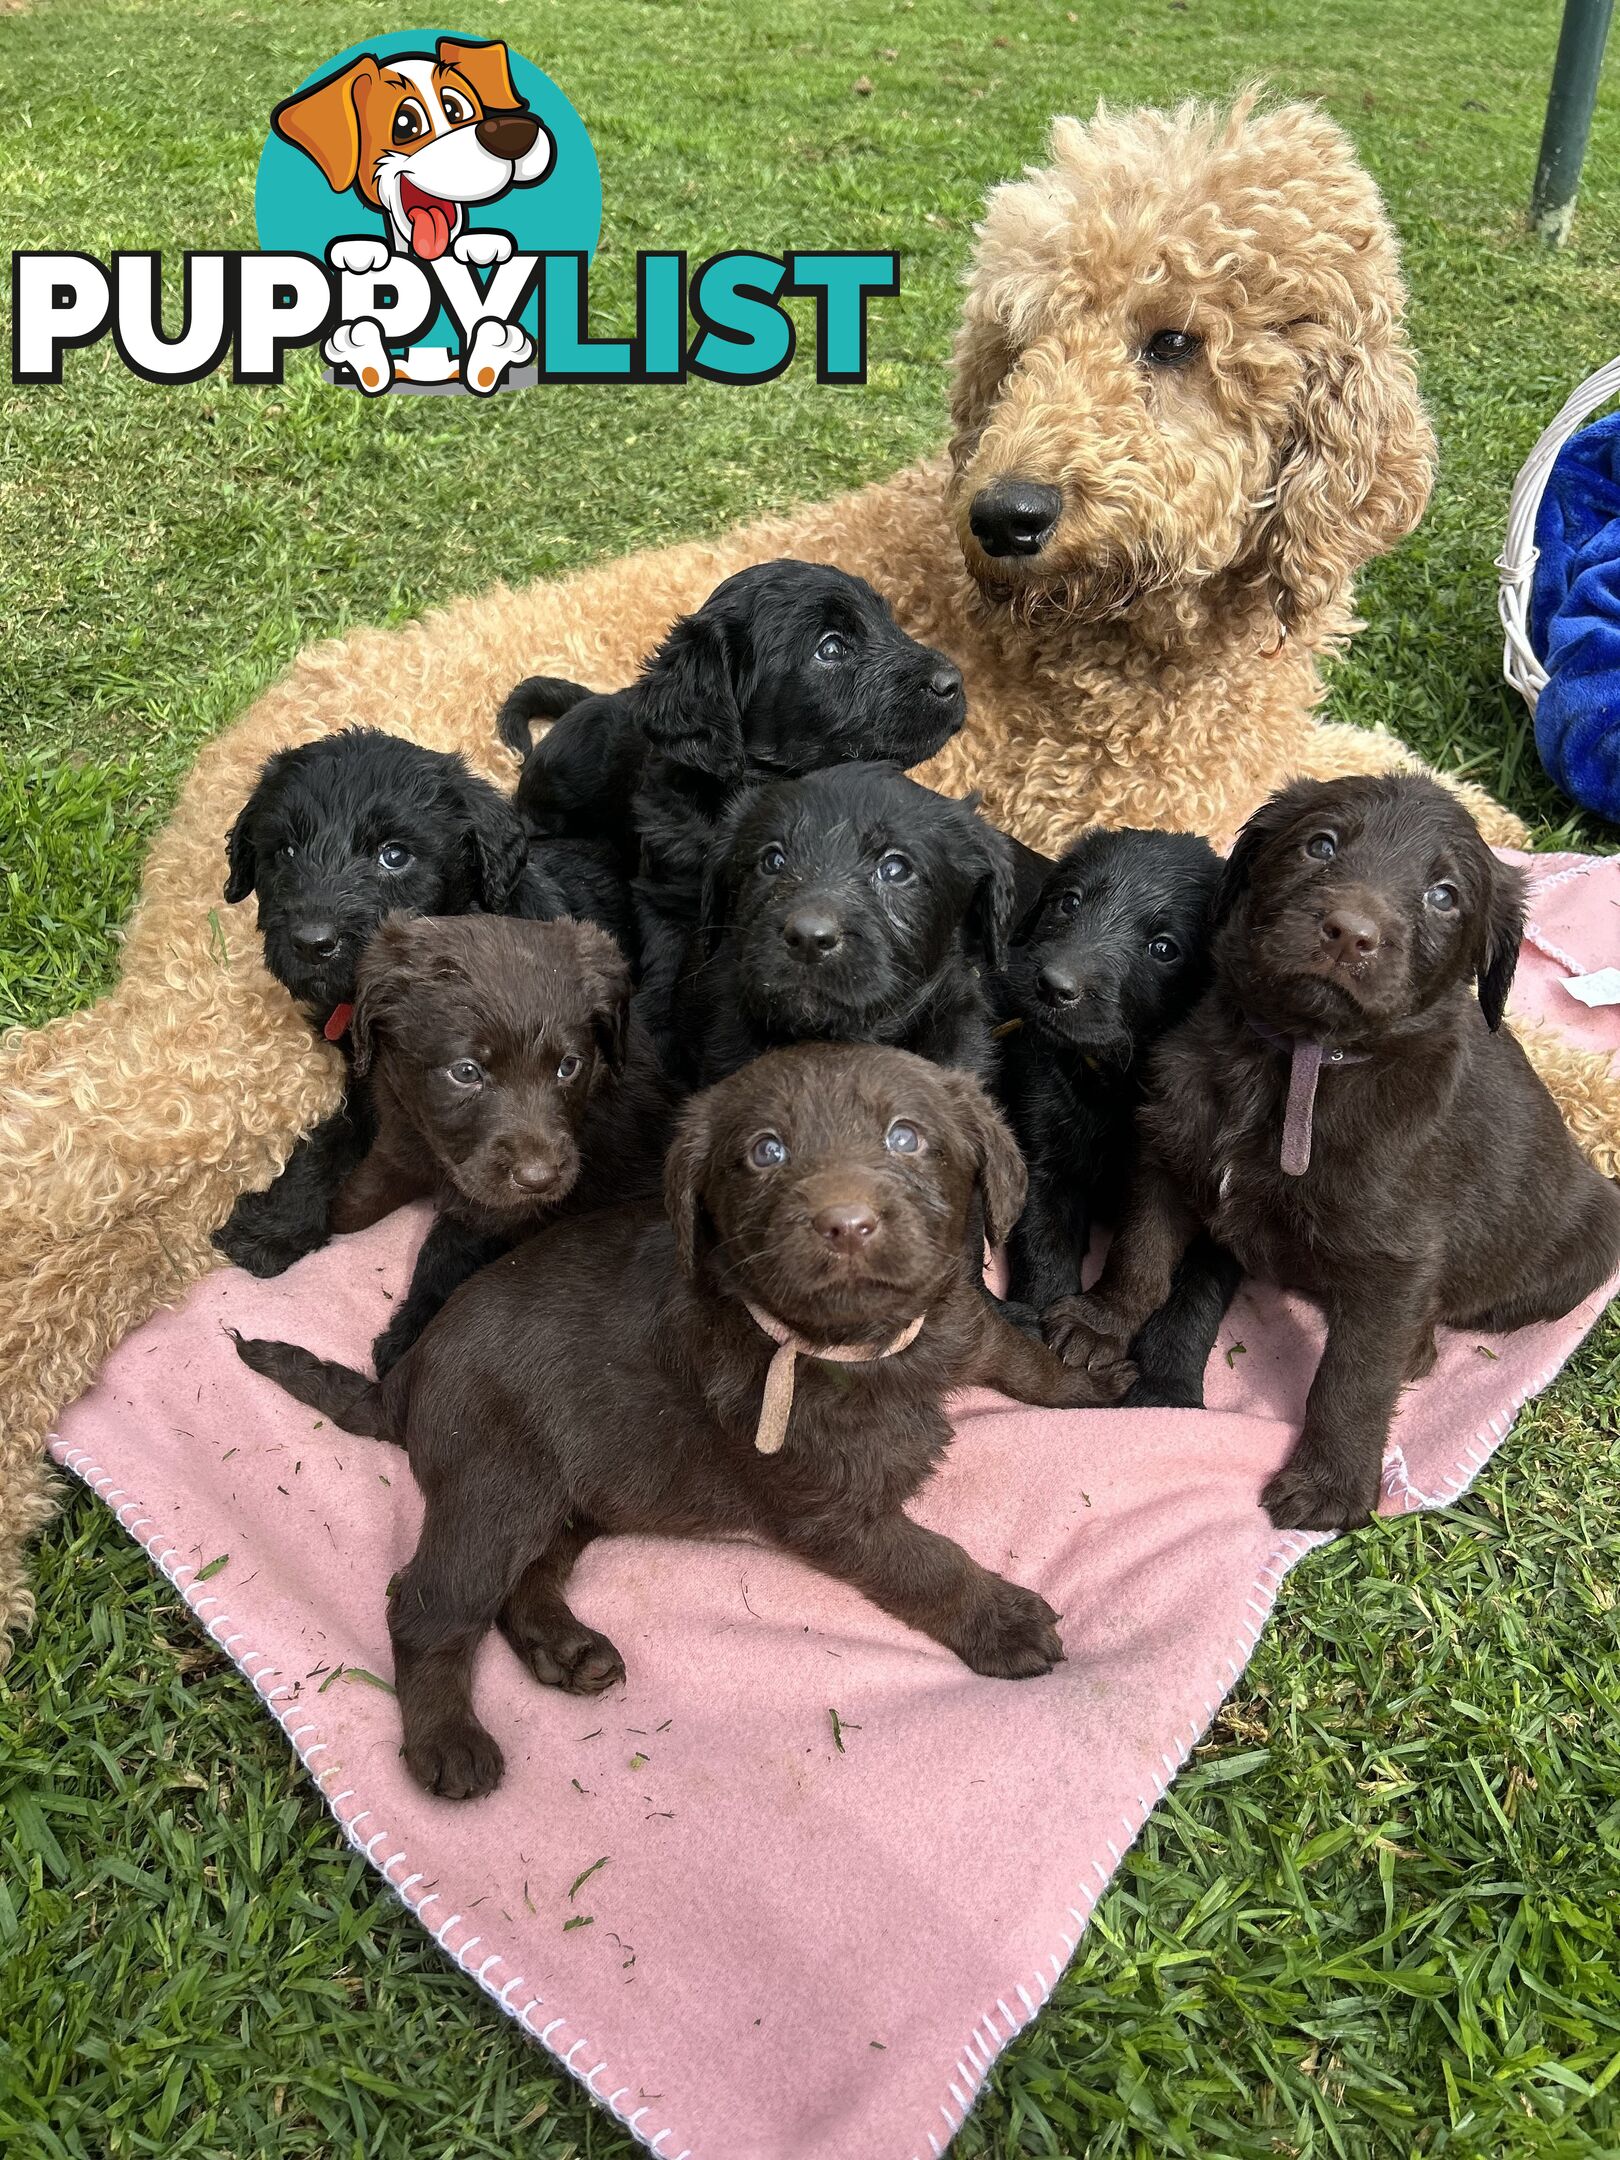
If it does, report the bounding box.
[237,1044,1127,1800]
[332,914,677,1374]
[1045,774,1620,1532]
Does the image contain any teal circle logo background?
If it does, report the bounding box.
[254,29,600,347]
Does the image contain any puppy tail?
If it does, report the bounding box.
[497,675,595,757]
[230,1330,392,1440]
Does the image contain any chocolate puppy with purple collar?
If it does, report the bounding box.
[1045,774,1620,1531]
[236,1043,1127,1800]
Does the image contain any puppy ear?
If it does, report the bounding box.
[630,613,748,783]
[270,56,379,192]
[223,813,257,904]
[570,920,633,1075]
[1212,781,1319,923]
[457,778,529,911]
[1476,857,1526,1032]
[437,35,522,111]
[663,1095,716,1280]
[963,825,1019,972]
[349,920,414,1079]
[1254,316,1436,632]
[938,1069,1027,1248]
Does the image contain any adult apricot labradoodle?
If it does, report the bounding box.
[4,94,1615,1648]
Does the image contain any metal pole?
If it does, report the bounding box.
[1530,0,1614,245]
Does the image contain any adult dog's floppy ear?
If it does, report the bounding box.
[938,1070,1027,1247]
[569,920,633,1076]
[631,611,748,783]
[456,779,529,912]
[223,814,257,904]
[437,36,523,112]
[962,821,1019,972]
[663,1096,718,1280]
[1476,856,1526,1032]
[1253,314,1435,632]
[271,56,381,193]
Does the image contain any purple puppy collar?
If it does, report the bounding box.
[1245,1016,1370,1177]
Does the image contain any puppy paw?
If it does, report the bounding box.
[324,320,393,395]
[1261,1454,1379,1533]
[509,1616,626,1696]
[452,228,514,267]
[405,1717,505,1801]
[328,235,392,275]
[211,1217,308,1279]
[463,318,531,394]
[955,1577,1064,1680]
[1121,1374,1204,1411]
[1042,1295,1137,1391]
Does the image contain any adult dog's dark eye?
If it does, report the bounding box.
[759,843,787,875]
[1304,832,1337,862]
[885,1119,923,1155]
[448,1059,484,1087]
[1058,891,1082,917]
[1143,328,1201,367]
[557,1053,583,1082]
[1425,881,1459,913]
[440,89,474,126]
[1148,935,1180,963]
[814,633,848,665]
[876,851,913,885]
[749,1132,788,1169]
[392,99,430,145]
[379,843,413,872]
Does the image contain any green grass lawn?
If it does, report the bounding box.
[4,1,1620,2153]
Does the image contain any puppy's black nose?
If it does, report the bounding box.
[509,1158,560,1195]
[812,1200,880,1247]
[969,479,1063,559]
[783,909,843,959]
[291,921,341,960]
[1037,963,1082,1005]
[476,110,541,159]
[927,661,964,703]
[1320,908,1380,961]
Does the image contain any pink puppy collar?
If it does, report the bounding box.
[742,1303,926,1455]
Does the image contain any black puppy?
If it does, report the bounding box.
[214,727,630,1275]
[673,762,1016,1089]
[499,560,967,1008]
[995,827,1239,1404]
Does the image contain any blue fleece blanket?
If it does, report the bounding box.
[1529,408,1620,822]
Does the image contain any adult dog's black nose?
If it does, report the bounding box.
[783,909,843,959]
[927,661,964,705]
[1037,962,1082,1005]
[476,109,541,159]
[291,921,341,960]
[969,479,1063,559]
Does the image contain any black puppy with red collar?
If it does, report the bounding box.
[213,727,630,1277]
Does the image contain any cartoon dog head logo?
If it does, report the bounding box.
[271,36,555,262]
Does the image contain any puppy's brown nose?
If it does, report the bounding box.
[783,909,843,959]
[476,110,541,159]
[509,1158,560,1195]
[812,1200,880,1247]
[1320,908,1381,961]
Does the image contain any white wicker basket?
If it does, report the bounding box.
[1497,353,1620,714]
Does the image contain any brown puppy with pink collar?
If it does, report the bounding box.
[236,1043,1125,1800]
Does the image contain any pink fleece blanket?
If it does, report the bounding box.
[51,850,1619,2160]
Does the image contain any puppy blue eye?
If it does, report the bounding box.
[557,1053,583,1082]
[759,843,787,875]
[1304,832,1337,861]
[1143,328,1201,366]
[379,843,413,872]
[749,1132,788,1169]
[1425,882,1458,913]
[1058,891,1082,917]
[885,1120,923,1155]
[814,633,848,664]
[1148,935,1179,962]
[448,1060,483,1087]
[876,852,913,884]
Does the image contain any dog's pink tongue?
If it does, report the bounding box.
[407,199,453,260]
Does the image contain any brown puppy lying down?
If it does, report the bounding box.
[1048,775,1620,1533]
[237,1043,1126,1799]
[331,914,676,1375]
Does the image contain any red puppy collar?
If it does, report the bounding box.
[323,1002,355,1043]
